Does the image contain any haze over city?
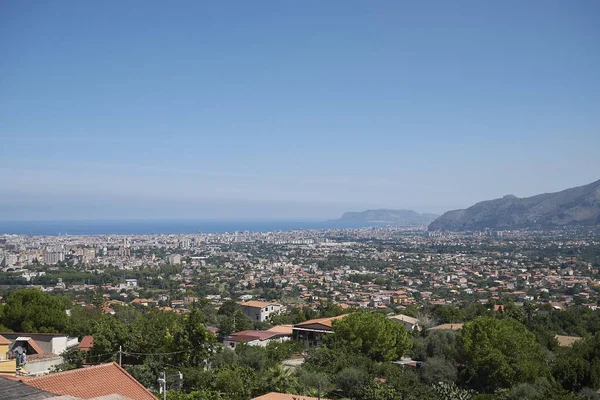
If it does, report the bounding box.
[1,1,599,220]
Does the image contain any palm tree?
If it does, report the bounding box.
[264,364,297,393]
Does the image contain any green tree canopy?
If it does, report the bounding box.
[329,312,411,362]
[2,289,70,333]
[552,332,600,393]
[458,316,548,393]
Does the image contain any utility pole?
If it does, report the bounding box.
[119,345,122,367]
[163,371,167,400]
[158,371,167,400]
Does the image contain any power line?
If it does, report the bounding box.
[122,350,189,356]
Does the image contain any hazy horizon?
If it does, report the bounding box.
[2,1,599,221]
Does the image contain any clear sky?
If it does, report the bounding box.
[1,1,599,220]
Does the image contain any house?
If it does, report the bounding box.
[19,362,156,400]
[125,279,138,288]
[388,314,420,331]
[0,335,17,375]
[171,299,185,308]
[292,314,348,348]
[0,332,79,376]
[252,393,330,400]
[167,254,181,265]
[238,301,281,322]
[77,336,94,352]
[223,329,291,349]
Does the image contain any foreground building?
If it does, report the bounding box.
[0,332,79,376]
[292,314,348,348]
[223,325,292,349]
[16,362,156,400]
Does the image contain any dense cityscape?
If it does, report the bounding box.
[2,226,600,310]
[1,226,599,399]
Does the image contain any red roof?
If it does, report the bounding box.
[293,314,348,329]
[21,362,156,400]
[226,330,280,343]
[27,338,45,355]
[78,336,94,351]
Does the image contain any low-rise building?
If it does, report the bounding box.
[238,301,281,322]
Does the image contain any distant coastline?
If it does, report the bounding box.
[0,219,399,236]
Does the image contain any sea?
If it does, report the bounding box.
[0,219,384,236]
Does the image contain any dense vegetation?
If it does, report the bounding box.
[1,289,599,399]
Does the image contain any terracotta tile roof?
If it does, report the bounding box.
[238,301,278,308]
[28,338,46,355]
[78,336,94,351]
[21,362,156,400]
[266,325,293,335]
[252,392,330,400]
[293,314,348,329]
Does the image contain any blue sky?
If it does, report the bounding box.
[1,1,599,220]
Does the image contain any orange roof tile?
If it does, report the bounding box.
[238,301,278,308]
[266,325,293,335]
[78,336,94,351]
[22,362,156,400]
[27,339,45,355]
[294,314,348,329]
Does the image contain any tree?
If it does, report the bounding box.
[361,381,399,400]
[458,317,548,393]
[261,364,297,393]
[296,369,333,397]
[90,287,105,309]
[552,332,600,392]
[165,307,216,366]
[2,289,70,333]
[89,316,129,361]
[67,305,103,338]
[217,310,252,337]
[213,365,257,400]
[420,356,458,385]
[432,305,466,324]
[425,330,459,361]
[431,382,473,400]
[217,300,239,317]
[166,390,222,400]
[334,367,371,398]
[53,346,87,372]
[329,312,411,361]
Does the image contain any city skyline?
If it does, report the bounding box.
[1,1,599,220]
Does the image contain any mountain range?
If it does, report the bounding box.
[428,179,600,231]
[336,209,439,226]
